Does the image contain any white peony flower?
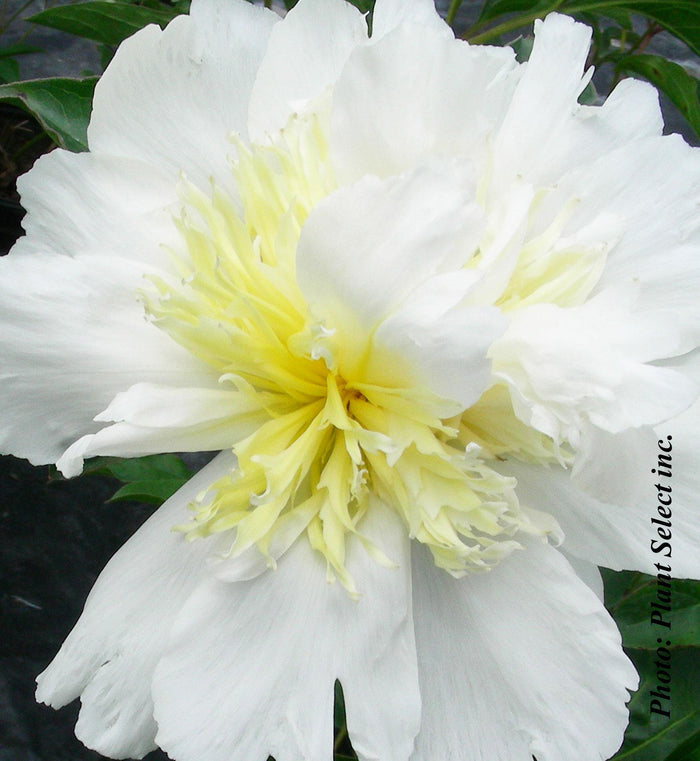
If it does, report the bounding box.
[2,0,699,758]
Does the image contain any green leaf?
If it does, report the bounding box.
[604,570,700,649]
[620,1,699,58]
[28,1,181,47]
[84,453,193,483]
[83,454,194,505]
[612,648,700,761]
[348,0,374,12]
[0,44,42,85]
[509,34,534,62]
[108,477,191,504]
[566,2,700,58]
[0,77,97,151]
[617,54,700,139]
[578,78,599,104]
[663,730,700,761]
[0,58,19,84]
[0,43,42,58]
[468,0,700,56]
[476,0,553,25]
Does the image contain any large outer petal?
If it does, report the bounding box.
[16,150,178,268]
[152,501,420,761]
[504,400,700,579]
[36,453,235,759]
[0,253,215,465]
[411,540,637,761]
[87,0,278,189]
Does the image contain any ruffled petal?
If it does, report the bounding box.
[152,501,420,761]
[566,136,700,352]
[330,23,517,183]
[490,289,698,444]
[248,0,368,140]
[36,453,234,758]
[504,402,700,578]
[88,0,278,189]
[410,540,637,761]
[0,253,214,465]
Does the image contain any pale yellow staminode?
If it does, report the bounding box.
[143,113,568,593]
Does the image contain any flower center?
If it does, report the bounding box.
[143,114,560,593]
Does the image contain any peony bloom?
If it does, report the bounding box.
[2,0,699,758]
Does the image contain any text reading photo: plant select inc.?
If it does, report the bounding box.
[650,434,673,720]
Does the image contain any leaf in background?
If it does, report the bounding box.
[108,478,192,504]
[612,648,700,761]
[0,44,42,85]
[0,77,97,151]
[509,34,534,62]
[604,570,700,649]
[0,58,19,84]
[84,453,194,505]
[604,569,700,760]
[476,0,554,24]
[468,0,699,58]
[611,1,700,58]
[28,1,181,47]
[617,54,700,139]
[84,453,193,482]
[663,730,700,761]
[347,0,374,12]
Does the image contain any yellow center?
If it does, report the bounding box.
[143,113,573,593]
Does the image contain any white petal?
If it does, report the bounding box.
[563,552,605,601]
[298,167,483,329]
[88,0,278,189]
[371,0,452,39]
[330,24,517,183]
[494,69,663,194]
[0,253,214,466]
[373,300,505,410]
[36,453,235,759]
[575,136,700,352]
[16,149,177,267]
[248,0,368,140]
[490,290,698,443]
[504,401,700,578]
[56,382,269,477]
[296,164,502,405]
[152,500,420,761]
[490,13,593,193]
[411,540,637,761]
[570,424,657,507]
